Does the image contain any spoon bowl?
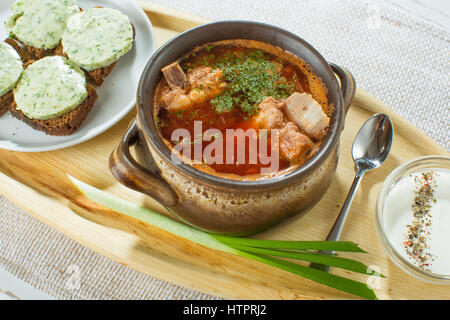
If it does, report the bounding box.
[352,114,394,171]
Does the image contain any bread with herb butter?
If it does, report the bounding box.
[0,41,23,116]
[10,85,97,135]
[6,0,80,60]
[10,56,98,135]
[57,7,135,86]
[4,38,33,65]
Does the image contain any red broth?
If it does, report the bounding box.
[154,40,330,179]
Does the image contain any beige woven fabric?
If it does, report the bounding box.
[0,0,448,300]
[0,197,218,300]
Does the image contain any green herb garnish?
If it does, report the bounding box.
[155,114,167,129]
[188,109,200,120]
[210,50,296,115]
[175,110,184,120]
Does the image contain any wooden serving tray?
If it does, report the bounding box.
[0,2,449,300]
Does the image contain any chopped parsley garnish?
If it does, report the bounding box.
[174,110,185,120]
[209,49,296,115]
[188,109,201,120]
[155,114,166,129]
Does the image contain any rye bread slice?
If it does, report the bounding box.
[10,84,98,136]
[86,61,117,86]
[6,37,55,61]
[20,41,54,60]
[4,38,34,65]
[0,91,14,117]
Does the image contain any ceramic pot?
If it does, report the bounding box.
[110,21,356,235]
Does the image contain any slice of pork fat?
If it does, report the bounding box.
[284,92,330,139]
[161,62,189,89]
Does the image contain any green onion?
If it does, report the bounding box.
[212,234,367,253]
[240,253,378,300]
[229,244,384,277]
[68,175,238,255]
[68,176,379,300]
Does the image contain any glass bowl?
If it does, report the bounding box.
[376,155,450,284]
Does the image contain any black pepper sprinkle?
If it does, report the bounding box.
[403,171,438,271]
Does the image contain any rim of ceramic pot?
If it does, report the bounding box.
[137,20,345,189]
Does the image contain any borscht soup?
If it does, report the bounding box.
[154,39,331,180]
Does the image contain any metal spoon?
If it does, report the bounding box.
[310,113,394,272]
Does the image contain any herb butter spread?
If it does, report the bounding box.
[62,8,134,71]
[14,56,87,120]
[6,0,79,50]
[0,42,23,97]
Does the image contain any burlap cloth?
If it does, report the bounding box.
[0,0,448,299]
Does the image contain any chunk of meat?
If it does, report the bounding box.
[279,122,313,162]
[161,62,189,89]
[283,92,330,139]
[258,97,286,110]
[188,66,225,98]
[160,66,226,111]
[160,87,191,111]
[253,106,285,129]
[252,97,286,129]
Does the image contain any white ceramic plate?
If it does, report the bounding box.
[0,0,156,152]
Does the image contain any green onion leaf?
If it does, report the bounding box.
[212,234,367,253]
[240,252,378,300]
[228,244,384,277]
[69,175,238,255]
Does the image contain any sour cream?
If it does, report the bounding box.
[383,169,450,275]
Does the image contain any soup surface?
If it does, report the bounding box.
[154,40,331,180]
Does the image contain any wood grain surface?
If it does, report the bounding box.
[0,2,448,300]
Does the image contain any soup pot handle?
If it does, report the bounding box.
[329,63,356,116]
[109,120,178,207]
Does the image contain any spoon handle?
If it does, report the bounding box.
[326,168,365,241]
[310,168,365,272]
